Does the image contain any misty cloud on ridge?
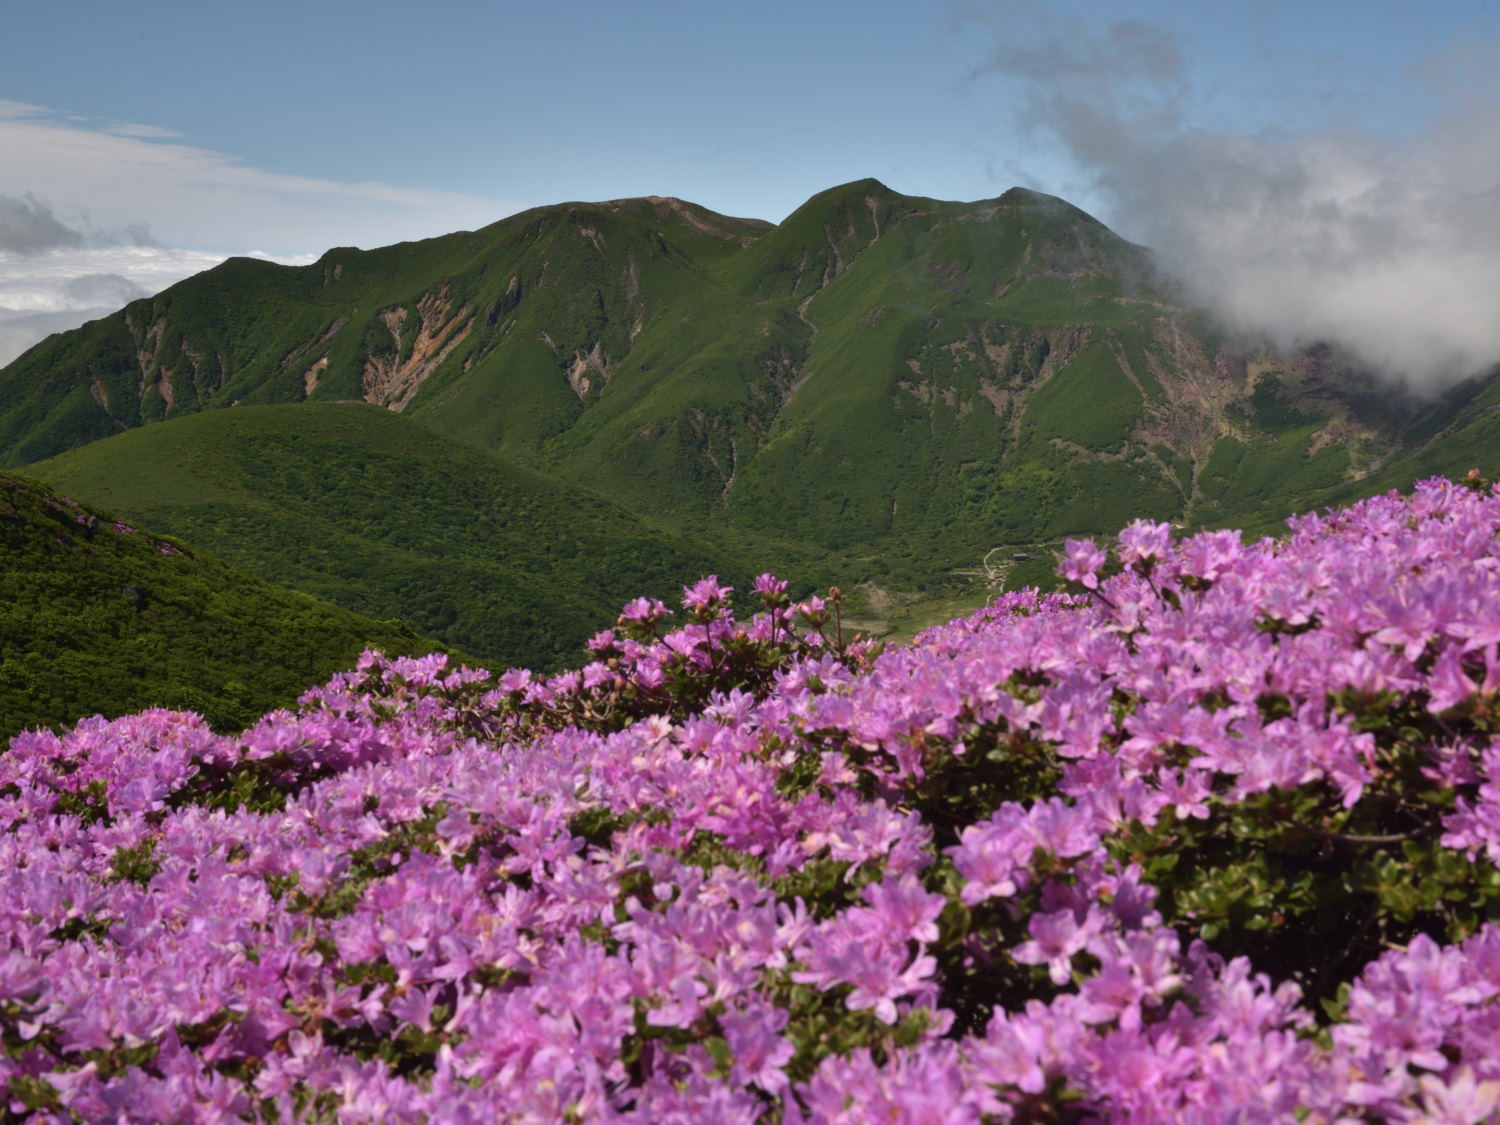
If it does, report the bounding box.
[0,306,117,370]
[59,272,150,311]
[0,245,313,367]
[0,193,85,256]
[0,190,160,257]
[0,100,517,366]
[0,107,524,257]
[975,7,1500,392]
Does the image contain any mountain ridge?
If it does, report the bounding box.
[6,177,1492,644]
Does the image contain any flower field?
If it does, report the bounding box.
[4,476,1500,1122]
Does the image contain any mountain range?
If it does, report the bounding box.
[4,177,1499,731]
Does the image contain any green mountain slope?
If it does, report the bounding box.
[1274,364,1500,526]
[5,178,1461,577]
[0,473,440,740]
[24,403,744,671]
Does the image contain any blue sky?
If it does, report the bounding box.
[3,0,1500,378]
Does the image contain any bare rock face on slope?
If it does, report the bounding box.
[0,180,1439,555]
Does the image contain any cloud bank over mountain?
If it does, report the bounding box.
[0,244,313,366]
[0,101,521,366]
[0,101,523,256]
[0,192,85,256]
[975,7,1500,391]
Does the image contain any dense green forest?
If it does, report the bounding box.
[0,473,444,740]
[26,403,774,673]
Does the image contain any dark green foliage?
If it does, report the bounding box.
[1100,690,1500,1016]
[110,838,162,885]
[0,473,439,740]
[25,404,745,675]
[1019,338,1142,453]
[1244,373,1315,431]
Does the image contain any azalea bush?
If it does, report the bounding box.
[4,476,1500,1122]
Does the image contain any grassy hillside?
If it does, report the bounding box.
[0,473,442,740]
[24,403,757,671]
[0,181,1415,565]
[7,178,1470,626]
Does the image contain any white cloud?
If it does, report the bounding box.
[974,9,1500,391]
[1117,121,1500,385]
[0,192,84,255]
[0,103,524,256]
[0,101,524,368]
[0,99,50,118]
[0,245,316,366]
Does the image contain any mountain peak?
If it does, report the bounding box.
[790,177,900,211]
[998,186,1112,230]
[497,194,775,248]
[827,176,895,195]
[604,194,774,231]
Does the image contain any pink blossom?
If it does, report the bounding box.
[1061,538,1107,588]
